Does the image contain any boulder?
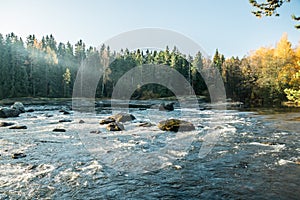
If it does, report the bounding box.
[100,117,115,125]
[100,113,136,124]
[159,102,175,111]
[11,102,25,113]
[0,107,21,118]
[112,113,136,123]
[158,119,195,132]
[106,122,124,131]
[0,122,15,127]
[79,119,85,124]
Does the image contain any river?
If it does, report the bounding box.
[0,101,299,199]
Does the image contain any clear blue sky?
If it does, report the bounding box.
[0,0,299,58]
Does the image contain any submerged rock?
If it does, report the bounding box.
[11,102,25,113]
[58,119,72,123]
[159,102,175,111]
[53,128,66,132]
[158,119,195,132]
[137,122,154,127]
[0,122,15,127]
[12,152,26,159]
[106,122,124,131]
[9,125,27,129]
[90,130,101,134]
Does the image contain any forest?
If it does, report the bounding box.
[0,32,299,107]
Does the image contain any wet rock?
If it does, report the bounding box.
[45,114,53,118]
[12,152,26,159]
[53,128,66,132]
[63,111,71,115]
[106,122,124,131]
[159,102,175,111]
[158,119,195,132]
[100,117,115,125]
[0,122,15,127]
[112,113,136,123]
[58,119,72,123]
[90,130,101,134]
[11,102,25,113]
[137,122,154,127]
[9,125,27,129]
[0,107,21,118]
[79,119,85,124]
[26,109,35,112]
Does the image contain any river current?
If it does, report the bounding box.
[0,102,299,199]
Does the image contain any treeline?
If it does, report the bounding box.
[0,32,299,106]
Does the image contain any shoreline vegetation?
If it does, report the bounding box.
[0,32,300,107]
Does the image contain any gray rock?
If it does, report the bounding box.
[159,102,175,111]
[0,107,21,118]
[11,102,25,113]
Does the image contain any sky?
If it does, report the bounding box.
[0,0,299,58]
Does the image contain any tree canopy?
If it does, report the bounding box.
[249,0,300,29]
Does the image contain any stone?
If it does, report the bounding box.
[79,120,85,124]
[0,107,21,118]
[0,122,15,127]
[100,117,115,125]
[26,109,35,112]
[137,122,154,127]
[158,119,195,132]
[11,102,25,113]
[159,102,175,111]
[112,113,136,123]
[53,128,66,132]
[9,125,27,129]
[106,122,124,131]
[58,119,72,123]
[90,130,101,134]
[12,152,26,159]
[101,113,136,125]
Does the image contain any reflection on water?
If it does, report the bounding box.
[0,103,299,199]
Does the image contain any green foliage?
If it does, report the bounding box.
[249,0,299,29]
[284,88,300,103]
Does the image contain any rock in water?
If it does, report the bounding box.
[12,152,26,159]
[106,122,124,131]
[112,113,136,123]
[58,119,72,123]
[100,113,136,124]
[158,119,195,132]
[79,119,85,124]
[11,102,25,113]
[100,117,115,125]
[53,128,66,132]
[0,107,21,118]
[0,122,15,127]
[159,102,175,111]
[9,125,27,129]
